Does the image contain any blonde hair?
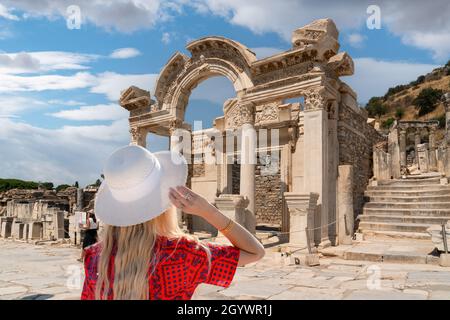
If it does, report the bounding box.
[95,206,210,300]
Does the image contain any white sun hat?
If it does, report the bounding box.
[94,145,188,227]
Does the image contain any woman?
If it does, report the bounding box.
[78,210,98,262]
[81,145,265,300]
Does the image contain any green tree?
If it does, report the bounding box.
[413,88,444,116]
[74,181,79,188]
[56,184,71,192]
[395,107,404,119]
[382,117,395,129]
[365,97,387,118]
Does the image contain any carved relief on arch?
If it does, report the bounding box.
[154,52,189,107]
[187,37,256,74]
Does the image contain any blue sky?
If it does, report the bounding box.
[0,0,449,186]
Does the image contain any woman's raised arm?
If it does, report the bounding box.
[169,186,265,266]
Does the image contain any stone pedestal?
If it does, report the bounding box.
[214,194,250,231]
[337,165,354,245]
[373,149,392,180]
[28,222,43,240]
[417,143,429,173]
[283,192,319,248]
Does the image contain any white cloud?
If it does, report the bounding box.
[0,3,19,20]
[0,117,170,186]
[401,32,450,62]
[1,0,167,33]
[188,0,450,62]
[48,99,86,106]
[90,72,157,101]
[347,33,366,48]
[109,48,141,59]
[162,32,172,44]
[0,51,98,74]
[345,58,439,104]
[3,1,450,61]
[48,103,128,121]
[0,72,96,92]
[0,95,48,115]
[0,117,130,186]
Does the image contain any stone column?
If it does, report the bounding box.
[429,127,437,171]
[130,126,148,147]
[239,102,256,234]
[414,128,421,166]
[399,128,407,168]
[53,211,65,239]
[417,143,429,173]
[388,127,401,178]
[337,165,354,245]
[76,187,84,211]
[303,89,330,248]
[280,144,291,234]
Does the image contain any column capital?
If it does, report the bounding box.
[130,126,147,147]
[304,87,327,111]
[239,101,255,125]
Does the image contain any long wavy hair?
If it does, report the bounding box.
[95,206,210,300]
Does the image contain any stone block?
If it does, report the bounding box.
[11,222,24,240]
[439,254,450,267]
[53,211,65,239]
[290,253,320,266]
[28,222,43,240]
[1,221,12,238]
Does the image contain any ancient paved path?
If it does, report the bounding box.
[1,239,450,300]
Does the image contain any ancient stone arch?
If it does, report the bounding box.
[119,18,382,248]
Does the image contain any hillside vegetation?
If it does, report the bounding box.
[365,60,450,138]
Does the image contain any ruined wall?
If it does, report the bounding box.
[255,151,283,225]
[338,103,384,218]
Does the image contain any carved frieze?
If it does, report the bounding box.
[255,102,279,125]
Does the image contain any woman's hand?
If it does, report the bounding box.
[168,186,215,217]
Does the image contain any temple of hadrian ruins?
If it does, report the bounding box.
[118,18,384,249]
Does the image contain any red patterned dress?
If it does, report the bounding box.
[81,235,240,300]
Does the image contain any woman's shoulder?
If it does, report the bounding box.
[157,235,206,253]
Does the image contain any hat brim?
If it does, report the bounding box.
[94,150,188,227]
